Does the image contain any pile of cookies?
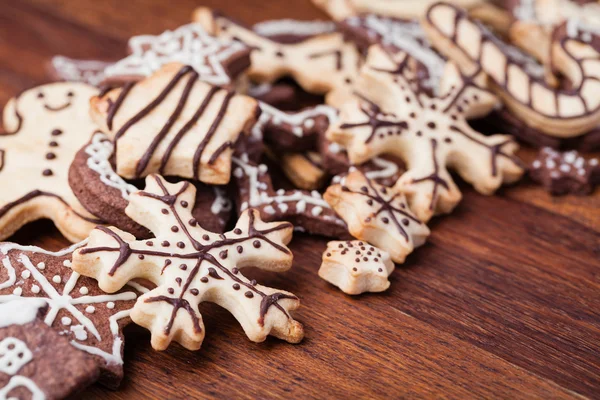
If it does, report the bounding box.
[1,0,599,397]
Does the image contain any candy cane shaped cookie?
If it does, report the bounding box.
[422,2,600,137]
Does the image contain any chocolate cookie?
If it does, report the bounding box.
[69,132,232,237]
[0,300,99,399]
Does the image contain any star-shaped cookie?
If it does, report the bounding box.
[0,83,103,242]
[194,8,361,106]
[327,46,524,222]
[325,170,429,263]
[319,240,394,295]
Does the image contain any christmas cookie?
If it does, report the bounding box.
[278,152,328,190]
[69,132,231,237]
[0,300,99,399]
[530,147,600,195]
[326,46,524,221]
[233,154,348,238]
[194,9,361,106]
[0,241,147,388]
[324,170,429,263]
[90,62,260,184]
[422,2,600,137]
[50,56,113,87]
[0,83,103,242]
[319,241,394,294]
[73,175,304,351]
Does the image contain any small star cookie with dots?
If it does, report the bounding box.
[194,8,361,107]
[0,83,104,242]
[0,241,147,388]
[319,241,394,295]
[324,170,430,264]
[73,174,304,351]
[326,45,524,222]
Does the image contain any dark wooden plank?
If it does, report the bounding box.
[0,0,598,398]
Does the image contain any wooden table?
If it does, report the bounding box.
[1,0,599,398]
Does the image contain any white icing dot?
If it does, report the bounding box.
[240,201,249,211]
[12,287,22,296]
[590,159,599,166]
[31,285,40,294]
[564,152,576,163]
[278,203,289,213]
[292,126,303,136]
[304,119,315,129]
[311,190,321,199]
[61,317,72,326]
[79,287,89,295]
[258,164,268,174]
[20,270,31,279]
[52,275,61,284]
[85,306,95,314]
[36,262,45,270]
[264,205,276,215]
[550,171,560,178]
[311,206,323,216]
[276,189,285,196]
[70,325,88,341]
[296,200,306,213]
[233,167,243,178]
[532,160,541,169]
[546,160,556,169]
[63,260,72,268]
[107,302,115,309]
[559,164,570,173]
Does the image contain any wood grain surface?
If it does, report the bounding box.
[1,0,599,398]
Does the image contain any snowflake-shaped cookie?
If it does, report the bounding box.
[319,240,394,295]
[73,175,304,351]
[325,170,429,263]
[194,8,361,106]
[327,46,524,222]
[0,241,146,387]
[90,63,259,184]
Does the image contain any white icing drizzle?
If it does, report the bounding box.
[85,132,138,200]
[0,337,32,375]
[364,157,399,181]
[247,82,275,97]
[210,187,233,215]
[253,19,336,38]
[347,15,445,93]
[51,55,110,86]
[252,102,338,139]
[0,375,45,400]
[0,240,139,366]
[233,157,343,225]
[104,23,246,86]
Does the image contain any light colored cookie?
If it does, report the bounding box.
[422,2,600,137]
[326,46,524,221]
[90,62,260,184]
[324,170,430,263]
[0,83,103,242]
[319,240,394,295]
[278,152,328,190]
[312,0,487,20]
[194,8,361,107]
[73,175,304,351]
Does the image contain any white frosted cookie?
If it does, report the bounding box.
[326,46,524,221]
[90,62,260,184]
[319,240,394,295]
[73,175,304,351]
[324,170,430,263]
[0,83,103,242]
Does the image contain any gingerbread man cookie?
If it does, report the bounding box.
[324,170,429,263]
[194,9,361,107]
[422,2,600,137]
[319,241,394,295]
[0,83,104,242]
[327,46,524,221]
[0,300,99,399]
[73,175,304,351]
[0,241,147,388]
[90,62,260,184]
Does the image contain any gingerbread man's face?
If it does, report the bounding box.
[14,83,94,119]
